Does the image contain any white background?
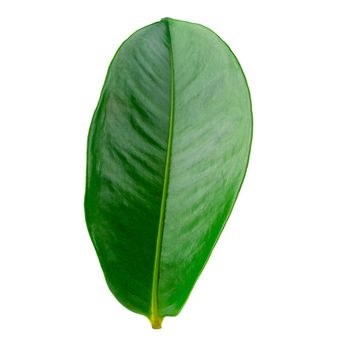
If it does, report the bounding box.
[1,0,349,349]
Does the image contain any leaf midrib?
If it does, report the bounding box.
[150,18,175,326]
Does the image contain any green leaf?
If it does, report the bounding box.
[84,18,253,329]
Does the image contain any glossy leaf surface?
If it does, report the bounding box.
[84,18,253,328]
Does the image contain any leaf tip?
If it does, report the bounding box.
[161,17,174,22]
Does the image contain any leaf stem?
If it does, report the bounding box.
[150,315,163,329]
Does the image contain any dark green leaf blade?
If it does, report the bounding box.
[85,18,252,329]
[85,21,172,317]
